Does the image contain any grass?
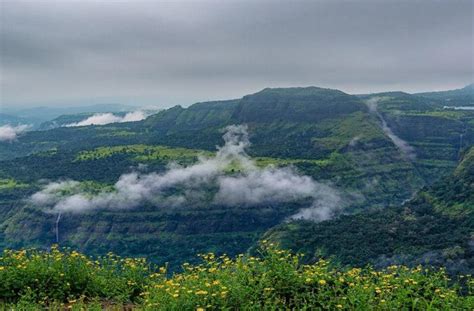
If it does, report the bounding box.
[254,157,331,168]
[0,179,28,190]
[75,145,211,162]
[397,110,473,120]
[0,243,472,310]
[74,144,336,169]
[97,130,138,137]
[315,112,386,149]
[42,181,115,197]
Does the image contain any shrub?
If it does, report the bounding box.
[0,246,150,304]
[0,243,472,310]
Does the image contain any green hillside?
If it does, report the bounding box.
[264,147,474,274]
[355,91,474,183]
[415,83,474,107]
[0,86,472,270]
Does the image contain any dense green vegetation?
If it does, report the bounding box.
[0,179,28,190]
[0,85,472,279]
[264,147,474,274]
[365,92,473,182]
[1,244,472,310]
[75,144,212,163]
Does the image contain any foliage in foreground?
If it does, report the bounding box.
[0,243,473,310]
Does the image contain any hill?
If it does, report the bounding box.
[37,113,102,130]
[1,104,135,130]
[263,147,474,274]
[360,91,473,182]
[144,87,367,157]
[415,83,474,107]
[0,113,34,127]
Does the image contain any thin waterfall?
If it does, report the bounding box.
[459,133,463,157]
[458,123,467,160]
[365,98,416,161]
[55,212,61,244]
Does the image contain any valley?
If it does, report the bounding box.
[0,86,472,272]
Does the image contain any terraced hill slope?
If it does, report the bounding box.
[363,92,474,182]
[264,147,474,274]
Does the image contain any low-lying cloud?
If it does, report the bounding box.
[31,125,343,221]
[65,110,148,127]
[0,124,30,141]
[366,98,416,160]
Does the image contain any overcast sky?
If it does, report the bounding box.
[1,0,472,108]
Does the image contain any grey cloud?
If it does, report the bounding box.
[65,110,148,127]
[1,0,472,107]
[215,168,317,206]
[0,124,30,141]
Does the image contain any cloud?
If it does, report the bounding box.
[215,167,342,221]
[348,136,361,147]
[290,186,343,221]
[65,111,148,127]
[0,124,29,141]
[366,98,416,160]
[121,110,148,122]
[31,125,343,221]
[1,1,472,107]
[215,168,317,206]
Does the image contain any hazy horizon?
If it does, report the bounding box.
[1,82,473,112]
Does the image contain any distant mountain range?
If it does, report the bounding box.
[0,113,32,127]
[415,83,474,106]
[0,103,134,128]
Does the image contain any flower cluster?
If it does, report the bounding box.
[140,241,473,310]
[1,243,473,310]
[0,245,150,306]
